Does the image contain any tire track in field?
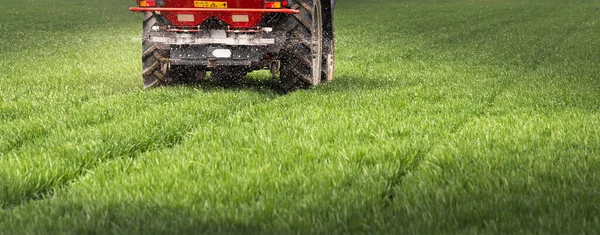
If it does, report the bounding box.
[1,96,235,208]
[0,84,183,153]
[8,85,361,211]
[378,5,586,207]
[0,87,226,154]
[0,92,276,209]
[522,16,589,72]
[45,86,282,196]
[380,74,516,208]
[0,92,141,154]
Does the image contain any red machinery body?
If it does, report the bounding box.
[130,0,297,28]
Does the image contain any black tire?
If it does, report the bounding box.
[142,12,172,89]
[279,0,324,92]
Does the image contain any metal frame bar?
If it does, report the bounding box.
[129,7,300,14]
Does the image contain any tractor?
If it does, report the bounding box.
[130,0,336,91]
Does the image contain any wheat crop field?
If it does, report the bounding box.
[0,0,599,234]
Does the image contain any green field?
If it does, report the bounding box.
[1,0,599,234]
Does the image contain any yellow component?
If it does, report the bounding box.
[269,2,282,8]
[194,1,228,8]
[139,0,147,7]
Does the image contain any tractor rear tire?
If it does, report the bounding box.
[279,0,324,92]
[142,13,172,89]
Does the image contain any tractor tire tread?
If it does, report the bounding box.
[142,13,171,89]
[279,0,322,92]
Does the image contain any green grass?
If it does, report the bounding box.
[1,0,599,234]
